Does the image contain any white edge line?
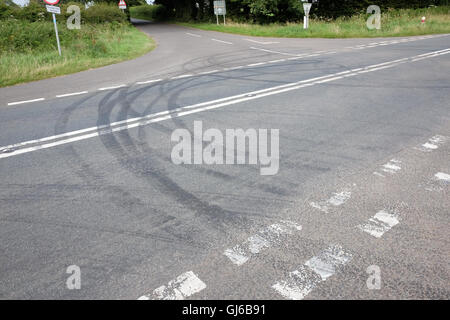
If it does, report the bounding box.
[7,98,45,106]
[98,84,127,91]
[56,91,88,98]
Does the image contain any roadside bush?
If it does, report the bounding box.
[130,4,168,21]
[83,3,128,24]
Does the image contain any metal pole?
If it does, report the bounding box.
[223,14,226,25]
[216,14,219,25]
[52,13,61,56]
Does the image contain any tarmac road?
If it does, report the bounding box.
[0,21,449,299]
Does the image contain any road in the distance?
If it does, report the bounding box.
[0,22,449,299]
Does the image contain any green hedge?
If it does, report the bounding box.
[130,4,168,21]
[0,1,128,24]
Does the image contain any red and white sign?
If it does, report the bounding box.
[43,0,60,5]
[118,0,127,9]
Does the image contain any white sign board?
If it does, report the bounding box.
[303,3,312,16]
[46,5,61,14]
[214,1,226,15]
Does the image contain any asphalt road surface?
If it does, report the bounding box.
[0,21,449,300]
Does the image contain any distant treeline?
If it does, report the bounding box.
[154,0,450,23]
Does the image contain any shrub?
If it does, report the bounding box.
[130,4,168,21]
[83,3,128,24]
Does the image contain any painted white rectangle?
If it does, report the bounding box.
[310,190,351,213]
[435,172,450,182]
[272,245,352,300]
[358,210,399,238]
[224,220,301,266]
[138,271,206,300]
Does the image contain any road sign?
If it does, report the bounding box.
[303,3,312,15]
[43,0,59,5]
[46,5,61,15]
[214,1,226,15]
[118,0,126,10]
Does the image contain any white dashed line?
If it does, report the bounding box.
[198,70,219,75]
[186,32,201,37]
[272,245,352,300]
[435,172,450,182]
[247,62,267,67]
[244,38,279,45]
[138,271,206,300]
[211,38,233,45]
[7,98,45,106]
[250,47,301,57]
[98,84,127,91]
[56,91,88,98]
[310,190,352,213]
[358,210,399,238]
[136,79,163,85]
[415,135,448,152]
[224,220,302,266]
[171,74,194,79]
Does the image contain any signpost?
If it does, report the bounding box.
[118,0,127,11]
[213,1,226,25]
[303,2,312,29]
[44,0,61,56]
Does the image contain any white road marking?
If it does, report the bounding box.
[358,210,399,238]
[415,135,448,152]
[2,49,449,159]
[98,84,127,91]
[171,74,194,79]
[198,70,219,75]
[212,38,233,45]
[272,245,352,300]
[247,62,267,67]
[224,221,302,266]
[268,59,286,63]
[136,79,163,85]
[435,172,450,182]
[381,159,402,174]
[138,271,206,300]
[224,66,244,70]
[186,32,201,37]
[250,47,301,57]
[56,91,88,98]
[7,98,45,106]
[310,189,351,213]
[244,38,279,45]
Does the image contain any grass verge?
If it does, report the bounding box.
[178,6,450,38]
[0,22,155,88]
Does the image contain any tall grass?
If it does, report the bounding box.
[0,21,155,87]
[179,6,450,38]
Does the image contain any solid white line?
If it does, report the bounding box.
[250,47,301,57]
[224,66,244,70]
[247,62,267,67]
[56,91,88,98]
[136,79,163,85]
[272,245,352,300]
[2,48,448,159]
[171,74,193,79]
[211,38,233,45]
[7,98,45,106]
[268,59,286,63]
[244,38,279,45]
[138,271,206,300]
[98,84,127,91]
[198,70,219,75]
[186,32,201,37]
